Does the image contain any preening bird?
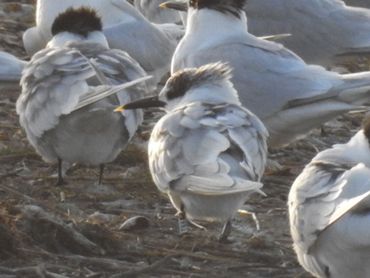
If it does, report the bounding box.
[115,62,268,241]
[23,0,184,85]
[164,0,370,148]
[289,116,370,278]
[17,7,149,185]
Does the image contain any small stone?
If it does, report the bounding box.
[87,212,116,225]
[119,216,150,231]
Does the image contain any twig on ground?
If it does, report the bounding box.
[111,255,173,278]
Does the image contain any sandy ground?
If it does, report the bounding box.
[0,1,366,277]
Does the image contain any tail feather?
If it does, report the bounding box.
[284,71,370,109]
[336,72,370,105]
[0,51,26,90]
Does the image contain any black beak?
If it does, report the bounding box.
[114,96,165,112]
[159,0,188,12]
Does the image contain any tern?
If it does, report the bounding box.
[17,7,150,185]
[289,116,370,278]
[163,0,370,148]
[115,62,268,241]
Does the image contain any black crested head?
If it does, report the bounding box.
[189,0,246,18]
[165,62,232,100]
[363,115,370,144]
[51,7,102,37]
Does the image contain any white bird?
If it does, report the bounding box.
[23,0,132,56]
[133,0,184,24]
[164,0,370,68]
[164,0,370,148]
[0,51,26,91]
[244,0,370,68]
[344,0,370,9]
[17,7,149,185]
[23,0,184,85]
[115,62,268,241]
[289,117,370,278]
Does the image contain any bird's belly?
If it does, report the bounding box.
[41,107,129,165]
[171,191,251,222]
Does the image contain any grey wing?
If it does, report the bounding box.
[288,162,350,254]
[94,48,150,139]
[0,51,25,82]
[17,47,96,139]
[287,160,370,276]
[214,104,268,181]
[69,42,150,139]
[103,20,175,84]
[173,41,339,119]
[288,163,346,276]
[149,103,267,195]
[324,164,370,245]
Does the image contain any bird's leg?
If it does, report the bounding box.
[98,164,105,185]
[218,219,232,243]
[177,204,189,236]
[176,204,207,235]
[187,218,207,231]
[238,210,260,231]
[56,158,65,186]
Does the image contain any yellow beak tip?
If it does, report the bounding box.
[114,107,125,112]
[159,3,167,9]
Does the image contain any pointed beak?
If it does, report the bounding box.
[159,0,188,12]
[114,96,165,112]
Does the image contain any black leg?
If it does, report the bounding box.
[98,164,105,185]
[56,158,65,186]
[177,204,189,236]
[218,220,232,243]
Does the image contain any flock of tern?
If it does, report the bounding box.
[2,0,370,276]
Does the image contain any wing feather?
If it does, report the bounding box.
[149,103,268,195]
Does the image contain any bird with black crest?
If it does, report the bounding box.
[23,0,184,85]
[17,7,150,185]
[115,62,268,241]
[162,0,370,148]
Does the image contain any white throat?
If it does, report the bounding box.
[172,8,248,72]
[185,8,248,42]
[47,31,109,49]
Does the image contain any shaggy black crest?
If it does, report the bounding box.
[362,115,370,144]
[165,62,232,100]
[51,7,102,37]
[189,0,246,18]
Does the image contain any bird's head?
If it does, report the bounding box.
[48,7,108,48]
[161,0,246,17]
[115,62,239,112]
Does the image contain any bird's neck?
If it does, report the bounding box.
[47,31,109,49]
[185,8,248,41]
[319,131,370,166]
